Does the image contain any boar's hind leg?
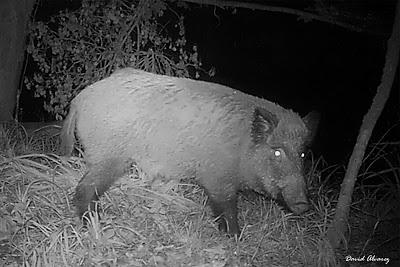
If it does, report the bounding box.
[208,195,240,236]
[74,158,128,218]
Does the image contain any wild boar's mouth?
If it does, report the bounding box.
[275,192,309,214]
[275,173,310,215]
[288,201,309,215]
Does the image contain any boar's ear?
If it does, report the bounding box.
[251,108,279,144]
[302,111,320,145]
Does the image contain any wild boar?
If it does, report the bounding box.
[61,68,318,235]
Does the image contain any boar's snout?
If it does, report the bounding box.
[288,200,309,215]
[281,175,309,215]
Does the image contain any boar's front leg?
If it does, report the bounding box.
[208,194,240,236]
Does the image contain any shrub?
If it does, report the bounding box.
[25,0,202,119]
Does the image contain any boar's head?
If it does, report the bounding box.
[247,108,319,215]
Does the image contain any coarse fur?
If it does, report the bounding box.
[61,68,318,235]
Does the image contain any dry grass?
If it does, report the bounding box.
[0,126,340,267]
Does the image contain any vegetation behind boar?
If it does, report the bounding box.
[61,68,319,236]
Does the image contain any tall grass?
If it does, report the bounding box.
[5,123,398,266]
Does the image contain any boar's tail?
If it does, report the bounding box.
[60,104,77,156]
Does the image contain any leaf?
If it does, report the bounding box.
[25,0,205,117]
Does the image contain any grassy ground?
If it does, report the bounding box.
[0,122,398,266]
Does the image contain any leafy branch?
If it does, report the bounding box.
[25,0,202,119]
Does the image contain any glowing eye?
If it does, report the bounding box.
[300,152,305,158]
[274,150,281,157]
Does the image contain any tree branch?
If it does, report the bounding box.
[327,0,400,248]
[178,0,382,33]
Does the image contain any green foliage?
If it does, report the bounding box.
[25,0,202,119]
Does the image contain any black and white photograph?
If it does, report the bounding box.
[0,0,398,266]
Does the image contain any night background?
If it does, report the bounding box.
[21,0,398,164]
